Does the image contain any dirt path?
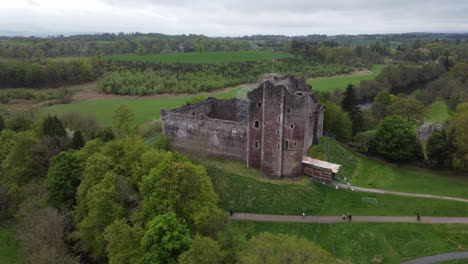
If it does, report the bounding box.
[401,252,468,264]
[230,213,468,224]
[308,69,373,80]
[334,182,468,203]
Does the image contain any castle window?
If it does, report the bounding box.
[258,102,262,108]
[285,140,289,150]
[277,116,280,122]
[291,124,294,129]
[294,141,297,146]
[254,141,259,149]
[254,121,260,128]
[276,130,279,135]
[277,144,280,149]
[287,108,291,113]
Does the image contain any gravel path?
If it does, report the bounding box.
[401,252,468,264]
[231,213,468,224]
[334,182,468,203]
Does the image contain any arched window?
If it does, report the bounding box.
[254,141,259,149]
[254,121,260,128]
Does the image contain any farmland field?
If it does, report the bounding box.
[107,51,293,64]
[308,64,385,92]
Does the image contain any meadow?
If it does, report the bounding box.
[308,64,385,92]
[107,51,293,64]
[0,223,21,264]
[425,100,451,124]
[233,221,468,264]
[310,137,468,199]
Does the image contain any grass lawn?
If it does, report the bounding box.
[0,222,21,264]
[309,137,468,199]
[40,84,255,126]
[308,64,385,92]
[199,158,468,217]
[425,100,451,124]
[107,51,293,64]
[233,221,468,264]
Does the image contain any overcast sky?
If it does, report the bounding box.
[1,0,468,36]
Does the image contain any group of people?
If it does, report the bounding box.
[342,213,352,221]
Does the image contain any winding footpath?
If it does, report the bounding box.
[230,213,468,224]
[333,181,468,203]
[401,252,468,264]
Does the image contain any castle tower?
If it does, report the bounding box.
[246,75,324,179]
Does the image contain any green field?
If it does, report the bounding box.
[308,64,385,92]
[107,51,293,64]
[425,100,451,124]
[41,84,255,126]
[233,221,468,264]
[199,158,468,217]
[0,223,21,264]
[310,137,468,199]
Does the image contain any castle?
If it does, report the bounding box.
[161,75,325,179]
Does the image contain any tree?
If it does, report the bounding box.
[136,44,147,55]
[103,219,145,264]
[179,235,225,264]
[217,226,248,264]
[340,84,363,134]
[374,115,421,161]
[371,89,393,120]
[139,158,218,226]
[323,101,352,142]
[389,96,426,124]
[45,150,82,209]
[154,135,172,151]
[113,105,135,137]
[238,233,344,264]
[6,116,32,132]
[70,130,85,150]
[43,115,67,137]
[0,115,5,133]
[138,213,192,264]
[96,127,115,142]
[426,130,449,167]
[451,103,468,170]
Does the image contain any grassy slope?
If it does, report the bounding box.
[107,51,293,64]
[425,100,451,124]
[309,138,468,199]
[41,84,255,126]
[200,158,468,217]
[233,221,468,264]
[308,64,385,92]
[0,223,21,264]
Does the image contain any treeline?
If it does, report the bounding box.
[0,52,104,88]
[0,108,344,264]
[291,39,384,67]
[99,59,353,95]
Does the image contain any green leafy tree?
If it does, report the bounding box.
[217,226,248,264]
[154,135,172,151]
[179,235,225,264]
[371,89,393,120]
[389,96,426,124]
[45,150,82,209]
[1,132,38,190]
[323,101,352,142]
[74,171,126,260]
[0,129,17,162]
[6,116,32,132]
[138,213,192,264]
[451,103,468,170]
[70,130,85,150]
[426,130,449,167]
[374,115,421,161]
[96,127,115,142]
[43,115,67,137]
[136,44,147,56]
[113,105,135,137]
[238,233,344,264]
[103,219,145,264]
[0,115,5,133]
[139,158,218,226]
[340,84,363,134]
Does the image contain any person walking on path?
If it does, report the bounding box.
[417,213,421,221]
[348,214,352,222]
[301,212,305,218]
[230,209,234,216]
[342,213,346,220]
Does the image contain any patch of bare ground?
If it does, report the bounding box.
[308,69,373,80]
